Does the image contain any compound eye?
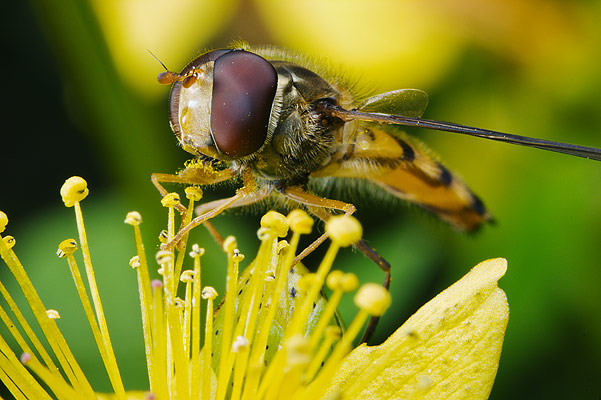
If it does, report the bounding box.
[211,51,278,157]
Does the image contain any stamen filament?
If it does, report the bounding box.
[300,309,370,399]
[307,288,343,350]
[128,218,156,391]
[286,242,340,340]
[73,202,125,399]
[189,247,203,400]
[151,281,169,400]
[162,259,189,399]
[0,232,95,397]
[0,349,50,400]
[0,280,59,374]
[182,277,192,361]
[202,287,217,400]
[62,249,127,398]
[241,240,294,399]
[20,353,80,400]
[230,234,274,399]
[215,239,241,400]
[172,189,199,289]
[304,327,339,382]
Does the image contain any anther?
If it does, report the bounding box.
[354,283,391,316]
[56,239,78,258]
[185,186,203,201]
[201,286,218,300]
[223,236,237,254]
[180,270,195,283]
[161,193,180,208]
[285,334,311,366]
[3,236,15,249]
[324,325,342,341]
[129,256,140,269]
[0,211,8,233]
[326,215,362,247]
[231,336,249,353]
[189,244,205,258]
[261,211,289,237]
[257,227,272,241]
[155,250,174,265]
[124,211,143,226]
[60,176,89,207]
[232,250,245,263]
[287,210,313,234]
[174,298,185,309]
[158,230,169,244]
[20,353,31,364]
[277,240,289,254]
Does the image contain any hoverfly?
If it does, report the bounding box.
[152,44,601,292]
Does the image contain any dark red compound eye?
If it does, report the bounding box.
[211,50,278,157]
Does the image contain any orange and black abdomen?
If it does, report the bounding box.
[312,125,491,231]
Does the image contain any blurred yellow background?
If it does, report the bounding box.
[2,0,601,398]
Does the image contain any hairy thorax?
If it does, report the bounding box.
[249,61,352,186]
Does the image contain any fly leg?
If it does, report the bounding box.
[159,169,270,250]
[283,186,355,265]
[151,164,236,247]
[281,186,391,343]
[353,240,391,343]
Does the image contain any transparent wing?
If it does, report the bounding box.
[357,89,428,118]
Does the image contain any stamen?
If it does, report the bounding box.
[0,210,95,397]
[60,177,126,399]
[159,247,189,398]
[172,186,203,294]
[202,286,218,400]
[2,236,15,249]
[285,215,361,342]
[278,334,311,396]
[126,211,156,392]
[150,280,168,399]
[305,283,391,397]
[304,326,341,382]
[57,238,126,399]
[188,246,204,400]
[20,352,80,399]
[161,192,180,243]
[255,211,314,398]
[308,271,357,350]
[215,236,241,400]
[229,230,272,400]
[0,211,8,233]
[0,350,51,399]
[59,176,89,207]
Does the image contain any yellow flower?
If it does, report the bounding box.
[0,177,509,399]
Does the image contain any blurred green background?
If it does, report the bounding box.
[2,0,601,398]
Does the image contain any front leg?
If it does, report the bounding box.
[151,161,237,245]
[159,168,267,250]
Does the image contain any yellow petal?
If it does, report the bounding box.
[326,258,509,399]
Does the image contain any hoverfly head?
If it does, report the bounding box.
[163,49,278,161]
